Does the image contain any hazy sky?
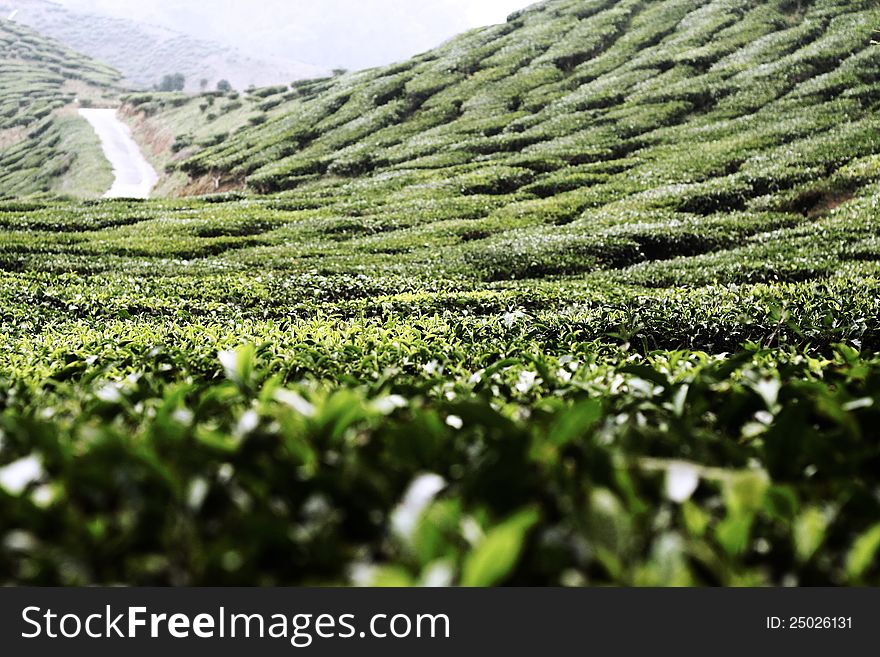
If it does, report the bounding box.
[53,0,538,69]
[460,0,536,25]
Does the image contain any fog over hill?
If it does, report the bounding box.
[2,0,880,589]
[52,0,536,70]
[0,0,329,90]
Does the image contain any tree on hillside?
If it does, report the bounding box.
[156,73,186,92]
[216,79,232,92]
[199,78,209,91]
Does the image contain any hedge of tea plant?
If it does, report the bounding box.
[0,196,878,586]
[1,336,880,586]
[1,0,880,585]
[0,21,120,196]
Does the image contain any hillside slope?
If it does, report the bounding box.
[167,0,880,287]
[0,0,327,91]
[0,18,120,196]
[118,80,351,196]
[183,0,879,197]
[1,0,880,587]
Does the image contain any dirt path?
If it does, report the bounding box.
[78,108,158,199]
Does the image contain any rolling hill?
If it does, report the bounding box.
[0,17,120,196]
[0,0,327,91]
[181,0,880,198]
[0,0,879,587]
[50,0,533,71]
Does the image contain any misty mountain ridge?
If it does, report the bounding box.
[49,0,537,71]
[0,0,328,90]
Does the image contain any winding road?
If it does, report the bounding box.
[78,108,158,199]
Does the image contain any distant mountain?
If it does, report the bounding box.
[50,0,535,71]
[0,0,328,91]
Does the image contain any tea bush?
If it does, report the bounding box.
[0,21,120,196]
[1,0,880,586]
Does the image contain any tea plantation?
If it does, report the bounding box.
[1,0,880,586]
[0,20,120,196]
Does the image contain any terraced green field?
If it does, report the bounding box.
[1,0,880,586]
[0,20,119,196]
[120,86,314,196]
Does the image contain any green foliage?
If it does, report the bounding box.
[462,508,540,586]
[175,0,880,205]
[0,21,120,132]
[1,340,880,586]
[0,21,120,196]
[156,73,186,92]
[1,0,880,587]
